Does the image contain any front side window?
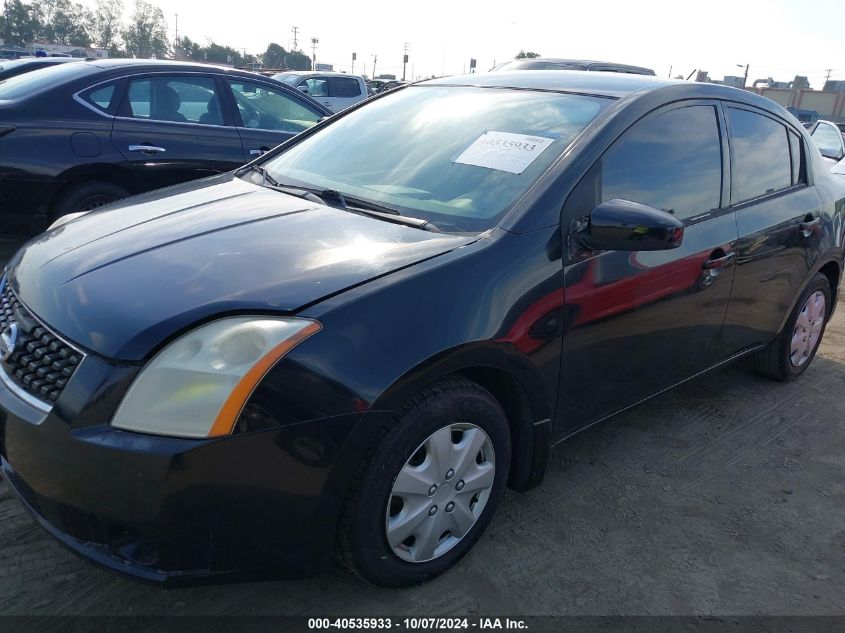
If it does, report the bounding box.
[261,85,611,233]
[304,78,329,97]
[597,105,723,221]
[229,80,322,132]
[728,108,792,204]
[126,76,221,125]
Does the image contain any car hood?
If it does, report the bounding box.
[7,174,473,361]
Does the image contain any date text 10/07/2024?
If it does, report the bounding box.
[307,617,529,630]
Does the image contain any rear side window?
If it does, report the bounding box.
[596,105,723,221]
[126,76,221,124]
[330,77,362,98]
[788,130,804,186]
[81,82,117,112]
[727,108,792,204]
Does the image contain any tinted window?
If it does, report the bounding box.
[229,80,321,132]
[304,78,328,97]
[127,76,221,125]
[811,122,844,157]
[82,83,117,111]
[599,105,723,220]
[788,130,803,185]
[264,86,610,233]
[728,108,792,204]
[331,77,361,98]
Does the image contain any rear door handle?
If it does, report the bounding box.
[799,217,821,236]
[128,144,166,154]
[702,252,736,270]
[249,147,270,157]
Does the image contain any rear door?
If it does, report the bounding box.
[111,73,244,190]
[225,78,324,160]
[328,76,365,111]
[559,102,738,435]
[719,106,823,354]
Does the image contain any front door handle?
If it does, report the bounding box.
[702,251,736,270]
[249,147,270,157]
[799,217,821,236]
[128,144,166,154]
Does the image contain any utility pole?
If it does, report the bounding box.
[668,65,672,79]
[737,63,749,88]
[291,26,299,51]
[174,13,178,48]
[402,42,410,81]
[310,37,319,70]
[824,68,833,85]
[371,54,378,79]
[351,52,356,74]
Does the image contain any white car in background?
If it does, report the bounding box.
[808,120,845,168]
[272,71,369,112]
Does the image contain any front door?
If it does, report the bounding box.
[558,102,738,436]
[225,79,324,162]
[111,74,244,191]
[301,76,333,111]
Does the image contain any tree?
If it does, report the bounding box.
[87,0,123,49]
[40,0,91,46]
[515,50,540,59]
[0,0,43,46]
[122,0,168,59]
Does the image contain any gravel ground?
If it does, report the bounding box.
[0,236,844,616]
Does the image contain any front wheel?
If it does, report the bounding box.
[750,272,831,381]
[338,377,510,587]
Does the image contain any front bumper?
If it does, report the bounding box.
[0,352,368,586]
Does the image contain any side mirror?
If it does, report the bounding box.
[819,146,845,161]
[297,85,309,94]
[583,199,684,251]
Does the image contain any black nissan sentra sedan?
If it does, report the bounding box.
[1,71,844,588]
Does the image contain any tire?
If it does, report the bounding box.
[338,377,511,587]
[750,272,831,381]
[52,181,129,220]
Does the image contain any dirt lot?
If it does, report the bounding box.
[1,235,844,616]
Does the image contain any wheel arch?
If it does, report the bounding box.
[371,343,554,492]
[50,163,144,219]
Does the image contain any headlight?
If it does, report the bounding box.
[112,317,321,438]
[48,211,88,231]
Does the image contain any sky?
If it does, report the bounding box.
[82,0,844,88]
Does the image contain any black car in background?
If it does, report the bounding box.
[1,71,843,588]
[0,59,331,234]
[0,56,87,81]
[491,58,656,75]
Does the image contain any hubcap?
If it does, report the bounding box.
[385,422,495,563]
[790,290,826,367]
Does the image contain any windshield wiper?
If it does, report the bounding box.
[245,167,439,231]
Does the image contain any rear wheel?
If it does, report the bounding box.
[52,181,129,220]
[338,377,510,587]
[750,273,831,381]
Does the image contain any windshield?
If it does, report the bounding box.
[274,74,300,86]
[0,62,92,100]
[262,85,611,232]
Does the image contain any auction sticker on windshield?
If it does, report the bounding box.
[453,131,555,174]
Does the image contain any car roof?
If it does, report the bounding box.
[83,58,265,76]
[275,71,362,79]
[497,58,655,75]
[422,70,672,98]
[418,71,789,113]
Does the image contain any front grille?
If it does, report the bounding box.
[1,278,82,406]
